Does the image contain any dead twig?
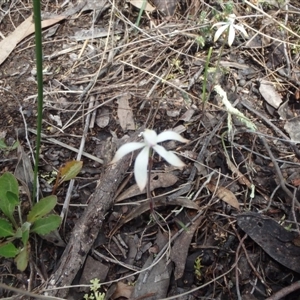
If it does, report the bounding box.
[242,100,300,159]
[259,135,300,207]
[60,95,96,222]
[265,281,300,300]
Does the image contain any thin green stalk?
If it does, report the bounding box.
[135,0,147,28]
[32,0,43,201]
[202,46,213,103]
[202,27,228,104]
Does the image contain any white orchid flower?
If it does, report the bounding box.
[212,14,248,47]
[111,129,189,191]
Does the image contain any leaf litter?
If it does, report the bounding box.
[1,0,300,299]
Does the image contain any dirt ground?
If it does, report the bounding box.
[1,0,300,299]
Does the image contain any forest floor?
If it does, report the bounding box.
[1,0,300,299]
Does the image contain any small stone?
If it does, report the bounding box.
[239,79,246,86]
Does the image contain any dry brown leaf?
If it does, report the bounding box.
[131,231,171,299]
[14,143,34,197]
[292,178,300,187]
[179,109,195,122]
[259,80,282,108]
[110,197,199,237]
[128,0,156,12]
[225,156,253,189]
[111,282,134,300]
[170,216,203,280]
[284,117,300,143]
[117,93,135,131]
[206,183,240,210]
[152,0,178,16]
[115,173,178,202]
[0,15,65,66]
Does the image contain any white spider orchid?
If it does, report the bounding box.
[111,129,189,191]
[212,14,248,47]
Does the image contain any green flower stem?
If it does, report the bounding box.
[32,0,43,201]
[202,46,212,103]
[135,0,147,28]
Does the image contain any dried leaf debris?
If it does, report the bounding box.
[1,0,300,299]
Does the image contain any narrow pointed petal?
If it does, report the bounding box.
[227,24,235,46]
[157,131,189,143]
[153,145,185,167]
[212,22,227,28]
[110,142,145,164]
[134,146,150,191]
[142,129,158,147]
[228,14,236,24]
[214,25,228,42]
[234,24,248,38]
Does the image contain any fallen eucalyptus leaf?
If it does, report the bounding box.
[259,80,282,109]
[115,173,178,202]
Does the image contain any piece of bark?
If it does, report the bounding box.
[170,215,203,280]
[44,129,143,297]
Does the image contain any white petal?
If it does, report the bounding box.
[214,25,228,42]
[110,142,145,164]
[228,14,236,24]
[227,24,235,46]
[153,145,185,167]
[157,131,189,143]
[212,22,227,28]
[134,146,150,191]
[142,129,158,147]
[234,24,248,38]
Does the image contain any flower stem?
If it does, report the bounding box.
[146,156,154,213]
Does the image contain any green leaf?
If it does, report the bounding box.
[0,218,15,238]
[10,140,20,150]
[0,242,19,258]
[31,215,61,235]
[6,191,19,205]
[14,227,22,239]
[27,195,57,223]
[59,160,83,183]
[21,225,30,245]
[0,173,19,220]
[0,172,19,197]
[0,139,8,149]
[15,244,30,271]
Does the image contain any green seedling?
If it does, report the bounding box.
[84,278,105,300]
[0,139,19,154]
[0,172,61,271]
[194,256,203,281]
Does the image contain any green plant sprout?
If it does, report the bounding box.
[195,35,205,48]
[223,1,234,15]
[0,160,82,271]
[0,172,61,271]
[202,47,213,103]
[194,256,203,281]
[171,58,184,75]
[0,139,19,153]
[83,278,105,300]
